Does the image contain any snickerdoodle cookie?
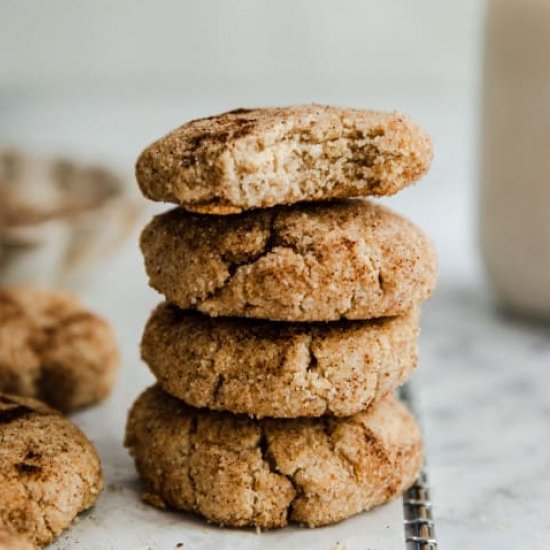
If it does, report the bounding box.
[0,528,33,550]
[0,393,103,548]
[140,200,437,322]
[125,385,423,528]
[135,105,432,214]
[0,286,119,412]
[142,303,419,418]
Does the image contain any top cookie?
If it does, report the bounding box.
[136,105,433,214]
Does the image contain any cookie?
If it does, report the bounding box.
[0,529,33,550]
[0,393,103,548]
[140,200,437,322]
[0,286,119,412]
[125,386,422,528]
[135,105,432,214]
[142,303,419,418]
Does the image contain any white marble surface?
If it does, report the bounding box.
[2,82,549,549]
[419,281,550,550]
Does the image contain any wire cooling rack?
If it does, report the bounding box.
[399,383,438,549]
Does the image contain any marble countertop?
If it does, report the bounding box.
[2,83,549,549]
[418,280,550,549]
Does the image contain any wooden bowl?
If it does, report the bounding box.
[0,149,142,289]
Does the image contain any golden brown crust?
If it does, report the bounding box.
[0,528,33,550]
[125,386,423,528]
[140,200,437,322]
[135,105,433,213]
[142,303,419,418]
[0,393,103,547]
[0,286,119,412]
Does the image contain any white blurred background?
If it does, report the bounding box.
[0,0,484,161]
[0,0,487,280]
[1,1,481,88]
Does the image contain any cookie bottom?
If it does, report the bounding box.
[125,385,423,528]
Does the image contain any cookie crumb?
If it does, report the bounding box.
[142,491,166,509]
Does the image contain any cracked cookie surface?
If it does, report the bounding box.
[0,286,119,412]
[135,105,432,214]
[0,393,103,548]
[125,385,423,528]
[142,303,419,418]
[140,199,437,321]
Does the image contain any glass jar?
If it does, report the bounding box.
[481,0,550,319]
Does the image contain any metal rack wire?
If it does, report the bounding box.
[399,383,438,549]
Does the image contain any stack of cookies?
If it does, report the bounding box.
[126,105,437,528]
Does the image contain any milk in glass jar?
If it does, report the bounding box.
[481,0,550,319]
